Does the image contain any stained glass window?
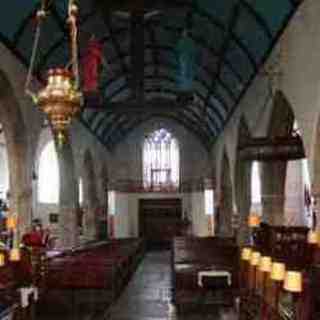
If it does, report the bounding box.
[143,129,180,187]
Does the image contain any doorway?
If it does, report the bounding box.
[139,198,182,250]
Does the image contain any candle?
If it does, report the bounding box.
[9,248,20,262]
[0,253,5,267]
[241,247,252,261]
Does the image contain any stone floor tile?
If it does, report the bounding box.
[106,251,238,320]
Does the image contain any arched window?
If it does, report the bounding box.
[284,121,311,226]
[251,161,262,211]
[79,178,83,205]
[143,128,180,187]
[38,141,59,204]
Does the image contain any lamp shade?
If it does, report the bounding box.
[259,256,272,273]
[0,253,5,267]
[248,214,261,228]
[283,271,303,293]
[307,230,319,244]
[9,248,20,262]
[241,247,252,261]
[271,262,286,281]
[250,251,261,266]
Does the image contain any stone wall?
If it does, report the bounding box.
[210,0,320,237]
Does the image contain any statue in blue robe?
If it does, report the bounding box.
[175,30,198,92]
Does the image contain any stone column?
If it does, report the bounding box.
[84,205,98,240]
[235,161,251,245]
[57,142,79,248]
[261,162,286,225]
[13,187,33,237]
[6,136,33,238]
[219,190,233,237]
[262,194,285,225]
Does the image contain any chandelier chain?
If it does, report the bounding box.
[25,2,47,100]
[68,0,80,89]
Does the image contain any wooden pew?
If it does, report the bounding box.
[38,239,145,319]
[0,249,38,320]
[172,236,239,313]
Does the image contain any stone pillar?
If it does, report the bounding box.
[82,151,99,241]
[261,162,286,225]
[57,142,79,248]
[84,206,98,240]
[262,194,285,225]
[13,187,33,237]
[6,136,32,238]
[235,161,251,245]
[219,189,233,237]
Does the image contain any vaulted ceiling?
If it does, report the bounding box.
[0,0,301,150]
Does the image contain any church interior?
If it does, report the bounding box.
[1,0,320,319]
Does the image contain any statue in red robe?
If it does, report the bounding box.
[22,222,49,248]
[82,36,104,93]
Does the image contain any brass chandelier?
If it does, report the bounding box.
[25,0,82,145]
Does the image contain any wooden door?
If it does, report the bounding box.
[139,199,182,249]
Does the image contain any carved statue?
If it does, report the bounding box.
[175,30,197,92]
[82,36,104,93]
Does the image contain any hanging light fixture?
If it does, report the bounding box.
[25,0,82,145]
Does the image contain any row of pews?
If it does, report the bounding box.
[0,248,39,320]
[171,236,240,313]
[0,238,145,320]
[239,223,320,320]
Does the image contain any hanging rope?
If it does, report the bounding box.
[25,2,47,102]
[68,0,80,89]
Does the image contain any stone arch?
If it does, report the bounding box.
[0,70,31,235]
[261,90,295,225]
[82,149,99,240]
[235,116,252,244]
[218,149,233,236]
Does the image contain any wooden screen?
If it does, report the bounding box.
[139,199,182,249]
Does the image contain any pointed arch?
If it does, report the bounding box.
[0,70,31,234]
[261,90,297,225]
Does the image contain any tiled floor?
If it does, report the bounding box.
[106,251,238,320]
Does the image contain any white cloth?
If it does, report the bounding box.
[197,270,232,287]
[20,287,38,308]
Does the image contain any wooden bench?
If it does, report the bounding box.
[38,239,145,319]
[171,236,239,312]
